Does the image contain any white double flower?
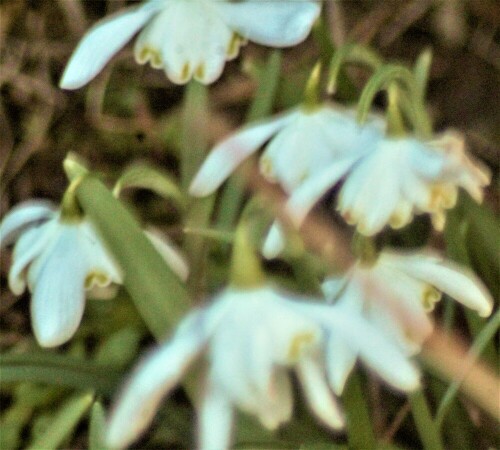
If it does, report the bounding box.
[190,103,490,257]
[0,200,188,347]
[60,0,321,88]
[322,249,493,394]
[106,285,420,450]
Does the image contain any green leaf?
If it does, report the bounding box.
[342,372,376,450]
[94,326,143,368]
[113,163,185,208]
[0,353,123,394]
[26,392,94,450]
[75,176,190,339]
[409,390,444,450]
[89,400,108,450]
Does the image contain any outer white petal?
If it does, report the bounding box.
[60,2,163,89]
[8,221,56,295]
[106,309,208,449]
[262,156,359,258]
[0,200,55,247]
[217,0,321,47]
[30,228,88,347]
[198,378,234,450]
[327,307,421,392]
[261,221,286,260]
[189,112,297,197]
[395,255,494,318]
[145,230,189,281]
[296,355,345,430]
[325,282,364,395]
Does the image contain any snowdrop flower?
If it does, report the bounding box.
[322,248,493,394]
[335,131,491,235]
[0,200,188,347]
[262,130,490,256]
[60,0,321,88]
[106,284,419,450]
[190,103,384,196]
[190,102,384,257]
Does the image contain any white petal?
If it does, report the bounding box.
[341,143,402,235]
[30,228,88,347]
[325,282,364,395]
[259,369,294,429]
[395,255,493,318]
[198,378,234,450]
[106,309,207,449]
[217,0,321,47]
[79,221,124,285]
[145,230,189,281]
[327,334,357,396]
[261,221,286,259]
[296,355,345,429]
[60,2,162,89]
[0,200,55,247]
[284,157,360,228]
[189,112,297,197]
[323,307,421,392]
[8,221,56,295]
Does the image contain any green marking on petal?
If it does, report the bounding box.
[287,331,316,362]
[195,63,205,81]
[84,271,111,290]
[422,286,441,312]
[136,46,163,69]
[181,63,191,82]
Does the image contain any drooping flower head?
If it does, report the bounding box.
[106,285,420,450]
[322,248,493,394]
[60,0,321,88]
[0,200,188,347]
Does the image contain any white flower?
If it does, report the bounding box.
[189,103,384,257]
[322,249,493,395]
[335,131,491,235]
[106,284,419,450]
[0,200,189,347]
[190,104,383,197]
[60,0,321,88]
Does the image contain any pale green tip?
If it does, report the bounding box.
[63,152,89,182]
[303,61,322,110]
[230,221,265,289]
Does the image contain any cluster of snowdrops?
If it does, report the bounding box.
[0,1,494,449]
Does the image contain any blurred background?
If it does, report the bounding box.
[0,0,498,448]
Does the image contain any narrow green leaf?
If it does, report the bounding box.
[181,81,209,191]
[26,392,94,450]
[76,176,190,339]
[409,390,444,450]
[0,353,123,394]
[113,163,185,208]
[89,400,108,450]
[413,48,433,101]
[342,372,377,450]
[94,326,143,368]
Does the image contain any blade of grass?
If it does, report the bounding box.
[342,372,377,450]
[26,392,94,450]
[0,353,123,394]
[409,390,444,450]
